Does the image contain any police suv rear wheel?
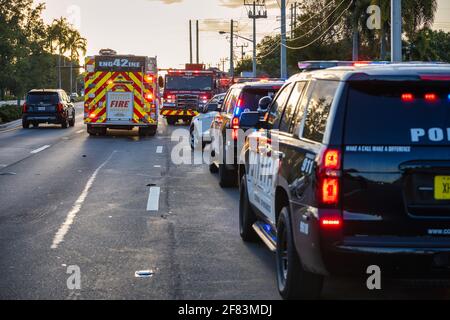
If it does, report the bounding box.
[276,208,323,300]
[239,175,258,242]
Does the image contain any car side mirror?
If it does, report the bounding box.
[158,76,165,89]
[206,103,219,113]
[257,96,272,114]
[239,111,260,129]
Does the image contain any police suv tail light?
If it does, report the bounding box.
[317,148,342,207]
[57,103,64,113]
[231,117,240,141]
[22,103,27,113]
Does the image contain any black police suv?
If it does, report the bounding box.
[239,64,450,299]
[209,81,283,188]
[22,89,76,129]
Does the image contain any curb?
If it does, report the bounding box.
[0,119,22,131]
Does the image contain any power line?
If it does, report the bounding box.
[282,0,352,50]
[287,0,348,42]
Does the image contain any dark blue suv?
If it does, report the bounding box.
[22,89,75,129]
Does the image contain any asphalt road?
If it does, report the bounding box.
[0,102,449,300]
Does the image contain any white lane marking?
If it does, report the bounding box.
[51,151,116,249]
[156,146,163,154]
[31,145,51,154]
[154,165,161,168]
[76,130,84,134]
[146,187,161,211]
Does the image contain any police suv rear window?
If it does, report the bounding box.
[241,88,279,111]
[27,92,59,105]
[344,81,450,146]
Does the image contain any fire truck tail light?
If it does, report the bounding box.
[145,93,154,101]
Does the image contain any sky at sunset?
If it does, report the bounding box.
[40,0,450,69]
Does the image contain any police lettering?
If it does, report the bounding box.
[411,128,450,143]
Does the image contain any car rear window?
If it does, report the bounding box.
[345,81,450,146]
[27,93,59,104]
[241,88,280,111]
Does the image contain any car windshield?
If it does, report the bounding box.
[165,76,213,91]
[345,81,450,145]
[27,93,59,104]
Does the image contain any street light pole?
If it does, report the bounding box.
[391,0,402,62]
[230,19,234,78]
[252,2,257,77]
[280,0,288,79]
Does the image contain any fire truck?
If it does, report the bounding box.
[161,64,226,125]
[84,49,159,136]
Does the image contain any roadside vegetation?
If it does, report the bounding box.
[0,105,21,124]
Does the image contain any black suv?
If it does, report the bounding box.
[22,89,76,129]
[239,64,450,299]
[209,81,283,187]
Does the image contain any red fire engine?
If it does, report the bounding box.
[160,64,228,125]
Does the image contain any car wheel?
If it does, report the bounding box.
[190,126,201,150]
[276,208,324,300]
[209,163,218,174]
[22,120,30,129]
[219,148,237,188]
[61,118,69,129]
[148,126,157,137]
[239,175,258,242]
[32,122,39,128]
[69,112,75,127]
[167,117,177,125]
[98,127,107,136]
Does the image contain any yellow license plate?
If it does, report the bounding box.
[435,176,450,200]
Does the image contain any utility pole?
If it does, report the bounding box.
[196,20,200,64]
[280,0,287,79]
[293,2,298,37]
[245,0,267,78]
[290,3,293,38]
[189,20,193,64]
[236,43,249,60]
[230,19,234,78]
[391,0,402,62]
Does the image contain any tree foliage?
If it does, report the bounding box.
[0,0,87,101]
[254,0,443,77]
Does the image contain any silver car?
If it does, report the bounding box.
[190,93,226,150]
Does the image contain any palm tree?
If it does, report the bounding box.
[48,18,70,88]
[375,0,437,60]
[66,30,87,95]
